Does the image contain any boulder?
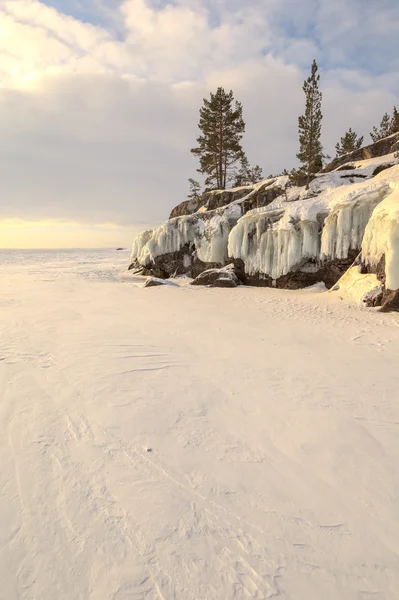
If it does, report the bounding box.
[211,277,238,288]
[191,266,240,287]
[144,277,173,287]
[362,285,384,307]
[380,289,399,312]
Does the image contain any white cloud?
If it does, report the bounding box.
[0,0,398,243]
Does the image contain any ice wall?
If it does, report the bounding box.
[228,209,321,280]
[229,174,398,281]
[130,205,242,267]
[362,185,399,290]
[320,186,391,261]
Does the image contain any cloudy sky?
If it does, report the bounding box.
[0,0,398,247]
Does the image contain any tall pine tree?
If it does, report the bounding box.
[191,88,245,190]
[293,60,324,189]
[335,128,364,157]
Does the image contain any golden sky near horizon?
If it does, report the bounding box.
[0,220,135,249]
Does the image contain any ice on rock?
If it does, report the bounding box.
[362,185,399,290]
[228,208,321,280]
[230,164,399,281]
[320,186,390,261]
[130,205,242,267]
[131,159,399,283]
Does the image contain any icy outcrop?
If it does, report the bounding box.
[130,204,242,270]
[130,178,288,277]
[130,154,399,290]
[362,185,399,291]
[228,209,321,280]
[229,165,399,283]
[320,186,390,261]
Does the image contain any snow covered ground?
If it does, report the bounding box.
[1,249,399,600]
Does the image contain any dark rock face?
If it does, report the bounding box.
[361,254,386,286]
[241,180,286,212]
[363,285,384,308]
[323,132,399,173]
[360,254,399,311]
[380,289,399,312]
[390,141,399,153]
[169,196,205,219]
[168,179,287,220]
[191,266,240,287]
[372,163,394,177]
[233,252,359,290]
[132,243,225,280]
[202,188,253,211]
[211,277,238,288]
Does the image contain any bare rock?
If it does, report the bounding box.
[169,196,205,219]
[380,289,399,312]
[362,285,384,307]
[191,266,240,287]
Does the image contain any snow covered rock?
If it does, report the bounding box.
[229,163,399,288]
[129,204,243,279]
[191,265,240,287]
[143,277,178,287]
[130,155,399,294]
[129,178,288,279]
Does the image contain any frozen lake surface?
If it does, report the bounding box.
[1,249,399,599]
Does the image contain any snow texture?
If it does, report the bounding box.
[362,184,399,290]
[1,249,399,600]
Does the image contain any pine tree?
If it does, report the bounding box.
[293,60,324,189]
[335,128,364,157]
[389,106,399,135]
[191,87,245,190]
[187,178,201,199]
[370,112,392,142]
[233,157,264,187]
[249,165,264,184]
[233,155,251,187]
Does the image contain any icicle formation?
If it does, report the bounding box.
[320,186,391,261]
[362,185,399,291]
[130,205,242,267]
[228,209,321,280]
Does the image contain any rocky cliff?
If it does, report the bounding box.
[130,136,399,310]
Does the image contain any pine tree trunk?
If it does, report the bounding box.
[219,109,224,189]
